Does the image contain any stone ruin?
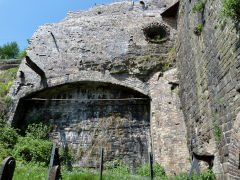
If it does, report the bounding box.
[8,0,190,175]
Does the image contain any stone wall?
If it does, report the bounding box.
[8,0,190,175]
[149,69,190,175]
[21,82,150,170]
[177,0,240,179]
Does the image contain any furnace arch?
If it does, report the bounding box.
[13,81,151,170]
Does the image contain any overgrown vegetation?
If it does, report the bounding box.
[105,159,129,175]
[221,0,240,21]
[213,122,222,145]
[197,24,203,33]
[10,162,216,180]
[136,163,166,178]
[193,0,205,13]
[0,67,18,126]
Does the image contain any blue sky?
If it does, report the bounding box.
[0,0,117,51]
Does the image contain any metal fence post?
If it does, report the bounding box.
[47,143,57,180]
[100,148,104,180]
[149,152,153,180]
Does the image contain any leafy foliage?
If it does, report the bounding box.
[200,169,216,180]
[0,125,19,149]
[136,162,166,178]
[13,136,52,166]
[193,1,205,13]
[0,125,19,162]
[213,122,222,145]
[221,0,240,21]
[0,122,53,167]
[0,42,19,59]
[59,146,73,170]
[20,116,43,135]
[0,143,9,162]
[25,123,50,140]
[197,24,203,32]
[16,48,27,59]
[105,159,129,175]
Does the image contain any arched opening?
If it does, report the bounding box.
[13,81,151,170]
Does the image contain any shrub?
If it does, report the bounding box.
[136,162,166,178]
[13,136,52,166]
[201,169,216,180]
[221,0,240,21]
[193,1,205,13]
[0,125,19,149]
[105,159,129,175]
[25,123,50,140]
[20,116,43,135]
[0,143,10,163]
[59,145,73,170]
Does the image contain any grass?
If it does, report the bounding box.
[0,67,18,83]
[0,67,18,121]
[0,67,18,97]
[9,164,216,180]
[62,171,149,180]
[13,164,48,180]
[11,165,148,180]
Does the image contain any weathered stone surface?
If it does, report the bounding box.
[8,0,190,175]
[22,82,151,170]
[177,0,240,179]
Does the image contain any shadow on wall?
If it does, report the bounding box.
[236,22,240,50]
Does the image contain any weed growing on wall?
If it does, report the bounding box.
[193,0,205,13]
[213,122,222,145]
[197,24,203,32]
[221,0,240,21]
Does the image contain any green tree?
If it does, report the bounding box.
[16,48,27,59]
[0,42,20,59]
